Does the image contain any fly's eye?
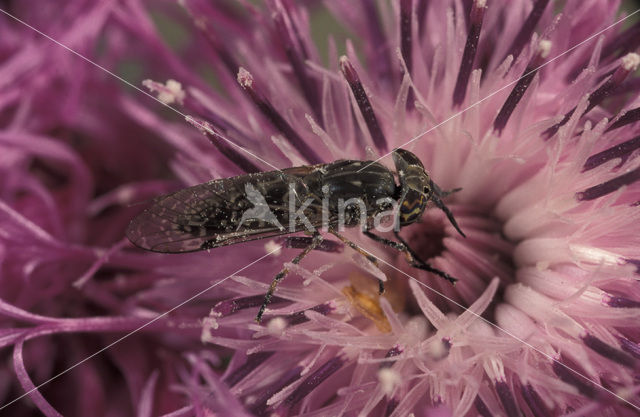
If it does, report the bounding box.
[423,186,431,194]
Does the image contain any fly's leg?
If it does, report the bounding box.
[329,228,385,295]
[362,229,457,284]
[256,232,323,323]
[393,231,458,284]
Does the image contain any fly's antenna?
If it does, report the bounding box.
[431,193,466,237]
[429,181,466,238]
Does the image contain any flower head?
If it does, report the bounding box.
[1,0,640,416]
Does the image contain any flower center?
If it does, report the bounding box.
[398,206,517,316]
[403,214,447,261]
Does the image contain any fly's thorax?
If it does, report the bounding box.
[318,160,396,213]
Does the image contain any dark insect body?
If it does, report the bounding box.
[126,148,465,322]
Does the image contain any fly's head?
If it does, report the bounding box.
[392,148,466,237]
[392,149,432,226]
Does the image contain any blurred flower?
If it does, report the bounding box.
[1,0,640,416]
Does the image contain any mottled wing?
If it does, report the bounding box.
[126,167,325,253]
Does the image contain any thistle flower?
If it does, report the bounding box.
[1,0,640,416]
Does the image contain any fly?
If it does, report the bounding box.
[126,148,465,322]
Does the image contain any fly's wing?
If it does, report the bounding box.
[126,167,326,253]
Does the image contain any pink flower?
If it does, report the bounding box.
[1,0,640,416]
